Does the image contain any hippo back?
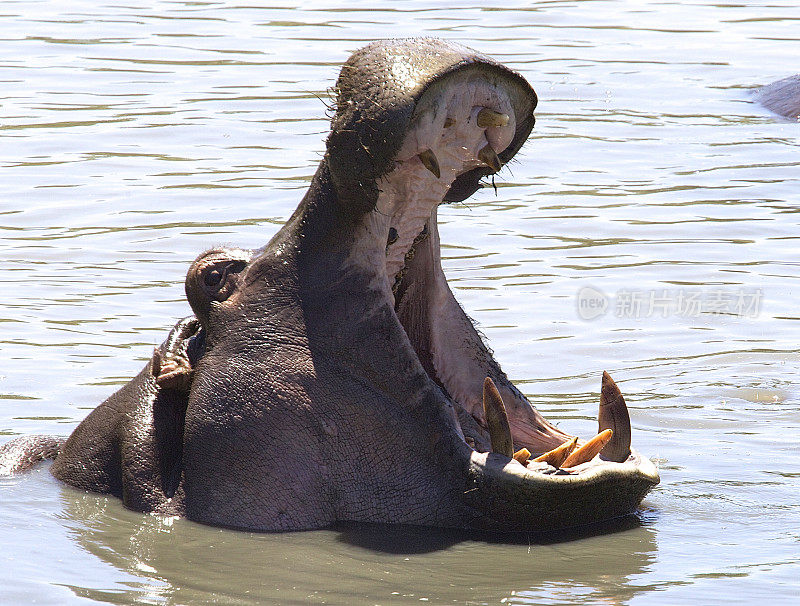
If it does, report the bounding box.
[756,75,800,119]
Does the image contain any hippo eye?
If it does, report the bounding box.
[205,269,223,287]
[201,260,248,299]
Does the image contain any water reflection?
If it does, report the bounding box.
[58,483,658,605]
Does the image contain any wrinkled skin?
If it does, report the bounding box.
[755,75,800,119]
[0,38,659,531]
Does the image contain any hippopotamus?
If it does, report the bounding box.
[0,38,659,532]
[755,75,800,119]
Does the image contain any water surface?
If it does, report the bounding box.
[1,1,799,604]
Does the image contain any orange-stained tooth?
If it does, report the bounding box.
[482,377,514,458]
[562,429,613,468]
[513,448,531,464]
[533,436,578,468]
[477,108,510,128]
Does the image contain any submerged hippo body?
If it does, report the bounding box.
[1,38,658,531]
[755,75,800,119]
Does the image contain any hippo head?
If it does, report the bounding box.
[22,38,659,532]
[173,38,659,532]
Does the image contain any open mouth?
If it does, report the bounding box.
[358,72,658,500]
[186,47,658,531]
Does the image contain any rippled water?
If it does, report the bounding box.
[1,1,799,604]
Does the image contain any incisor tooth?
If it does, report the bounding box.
[477,108,510,128]
[478,144,502,172]
[562,429,613,468]
[418,148,440,178]
[533,436,578,468]
[513,448,531,464]
[482,377,514,458]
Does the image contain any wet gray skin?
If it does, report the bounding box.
[755,74,800,119]
[0,38,658,532]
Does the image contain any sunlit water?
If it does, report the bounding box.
[1,1,798,604]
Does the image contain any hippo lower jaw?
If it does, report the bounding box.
[467,375,659,531]
[341,74,659,529]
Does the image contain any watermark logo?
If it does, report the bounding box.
[576,286,610,320]
[576,287,762,320]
